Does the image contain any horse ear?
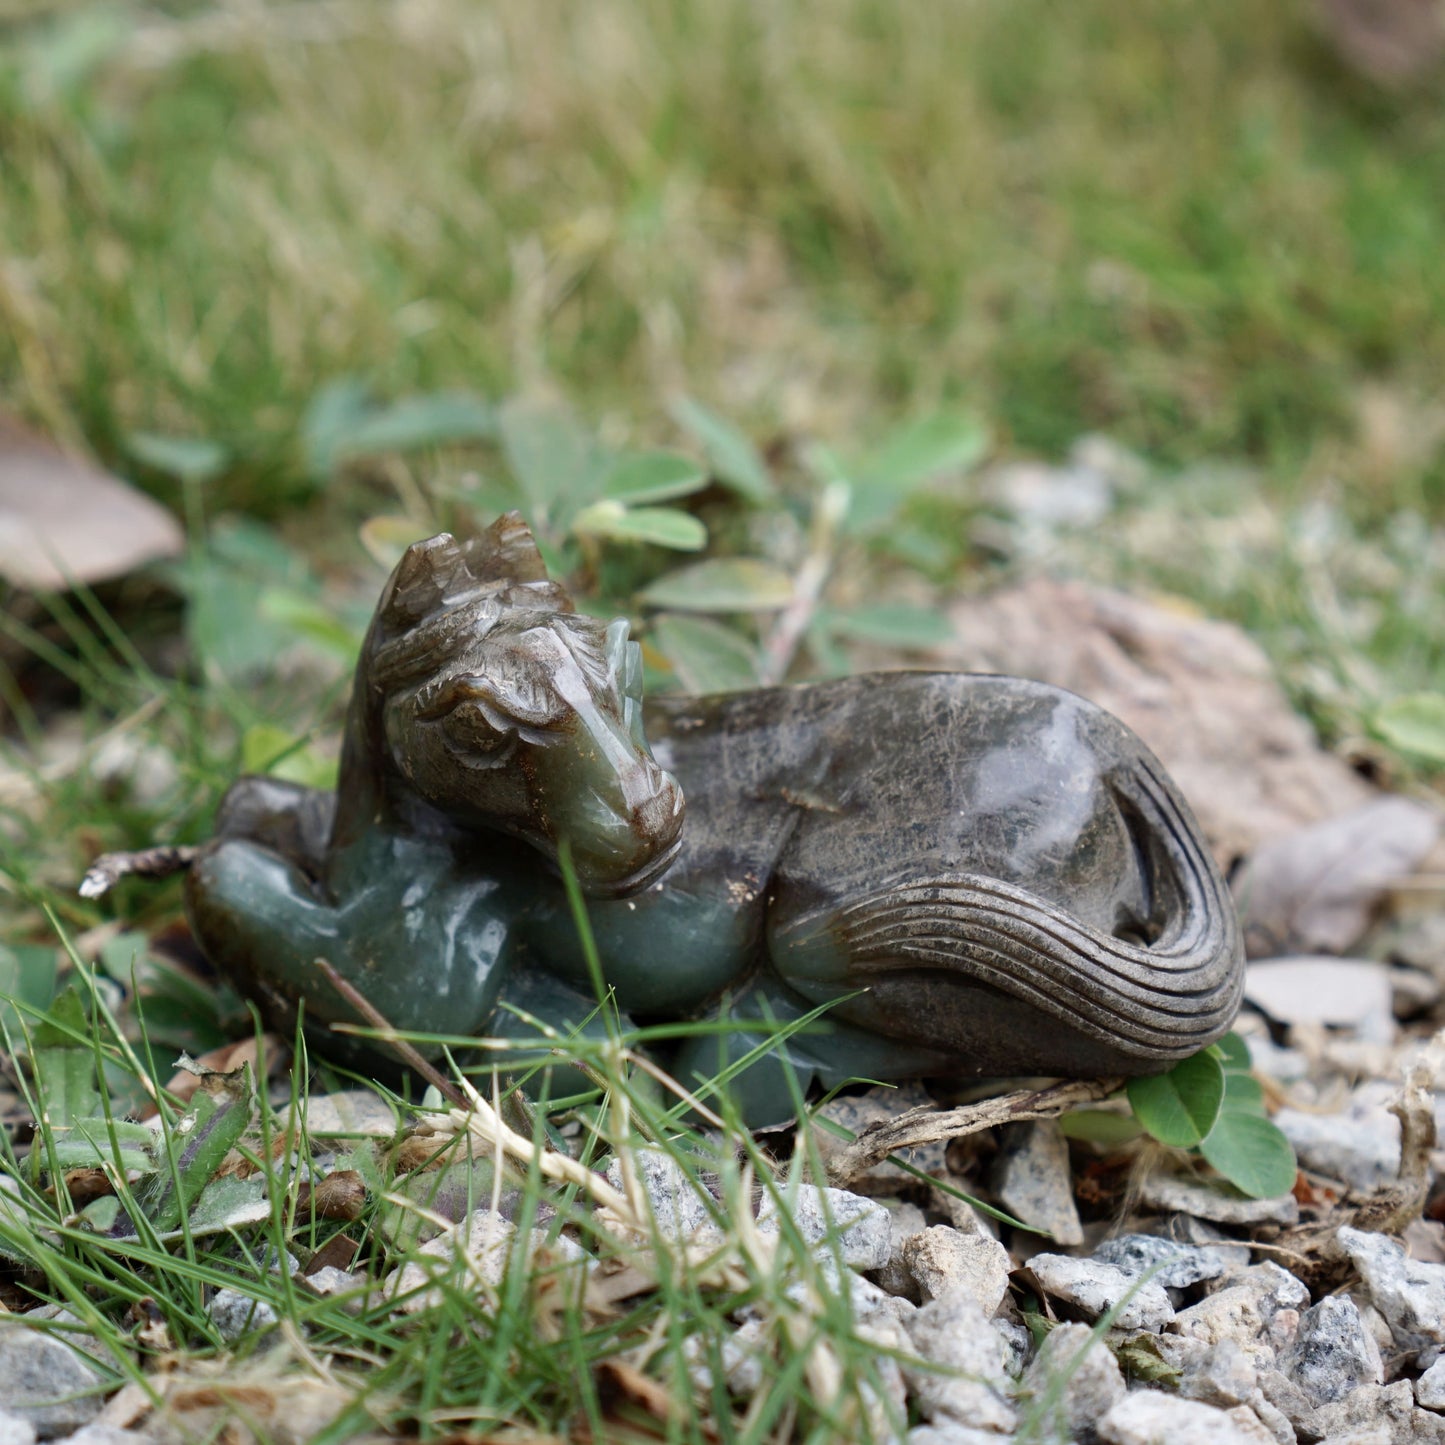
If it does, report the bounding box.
[463,511,551,586]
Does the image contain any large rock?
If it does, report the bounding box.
[943,578,1375,865]
[902,1289,1017,1431]
[0,1320,108,1439]
[1096,1390,1277,1444]
[1091,1233,1227,1292]
[1021,1322,1126,1443]
[1027,1253,1174,1332]
[1280,1294,1385,1405]
[1339,1226,1445,1354]
[898,1225,1012,1312]
[755,1184,892,1271]
[1309,1380,1445,1443]
[991,1120,1084,1247]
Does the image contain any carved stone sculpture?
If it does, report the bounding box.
[183,513,1244,1125]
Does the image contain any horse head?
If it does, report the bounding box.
[357,514,685,897]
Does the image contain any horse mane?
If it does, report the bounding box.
[364,514,619,699]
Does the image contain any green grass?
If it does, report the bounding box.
[2,0,1445,514]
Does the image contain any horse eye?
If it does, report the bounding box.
[440,700,508,753]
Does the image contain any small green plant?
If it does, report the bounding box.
[1126,1033,1296,1199]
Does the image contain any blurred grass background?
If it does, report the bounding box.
[3,0,1444,515]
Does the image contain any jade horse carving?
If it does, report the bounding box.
[185,513,1244,1124]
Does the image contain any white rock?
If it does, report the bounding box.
[906,1426,1010,1445]
[1418,1355,1445,1411]
[1309,1379,1445,1443]
[384,1210,585,1313]
[902,1288,1017,1431]
[1275,1082,1403,1192]
[1091,1233,1227,1291]
[61,1429,147,1445]
[756,1184,892,1271]
[1139,1173,1299,1226]
[1097,1390,1278,1445]
[0,1410,35,1445]
[1339,1226,1445,1353]
[682,1318,768,1398]
[1027,1253,1175,1332]
[1245,956,1395,1029]
[0,1322,108,1437]
[606,1150,725,1248]
[1021,1321,1126,1440]
[206,1287,279,1342]
[1177,1336,1259,1408]
[1169,1264,1306,1362]
[992,1119,1084,1246]
[899,1226,1011,1312]
[1280,1294,1384,1405]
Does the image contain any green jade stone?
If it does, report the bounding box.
[185,514,1244,1126]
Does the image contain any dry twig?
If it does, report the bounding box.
[825,1076,1124,1186]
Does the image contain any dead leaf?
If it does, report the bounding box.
[0,415,183,590]
[590,1358,719,1445]
[943,579,1376,867]
[161,1035,285,1111]
[1313,0,1445,84]
[303,1233,360,1276]
[1234,798,1442,958]
[293,1170,367,1222]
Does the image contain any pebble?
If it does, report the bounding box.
[1280,1294,1384,1405]
[992,1119,1084,1246]
[906,1426,1011,1445]
[901,1288,1017,1431]
[62,1429,150,1445]
[301,1090,399,1137]
[1169,1263,1307,1361]
[606,1151,726,1249]
[755,1184,893,1271]
[1339,1226,1445,1353]
[1309,1380,1445,1443]
[1021,1321,1126,1441]
[1096,1390,1278,1444]
[206,1288,279,1343]
[1139,1173,1299,1226]
[1274,1081,1403,1191]
[1176,1336,1258,1408]
[0,1411,35,1445]
[1027,1253,1175,1332]
[0,1321,108,1438]
[898,1225,1012,1312]
[1091,1233,1227,1291]
[1418,1357,1445,1411]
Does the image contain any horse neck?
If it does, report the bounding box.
[329,653,447,851]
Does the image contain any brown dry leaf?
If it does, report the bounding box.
[590,1359,720,1445]
[1234,798,1442,958]
[293,1170,367,1222]
[943,579,1376,867]
[0,415,183,590]
[1313,0,1445,84]
[161,1035,285,1111]
[303,1233,360,1276]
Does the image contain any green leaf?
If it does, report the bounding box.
[641,558,794,612]
[499,395,598,519]
[53,1118,154,1174]
[341,391,495,459]
[570,501,707,551]
[1126,1050,1225,1149]
[0,943,58,1049]
[1213,1031,1253,1075]
[257,589,364,664]
[1057,1109,1143,1146]
[846,413,987,534]
[31,989,102,1135]
[240,723,336,790]
[1374,693,1445,763]
[603,452,709,505]
[669,397,774,503]
[301,377,371,480]
[1199,1112,1297,1200]
[127,433,228,484]
[651,614,762,694]
[823,604,954,649]
[131,1067,255,1234]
